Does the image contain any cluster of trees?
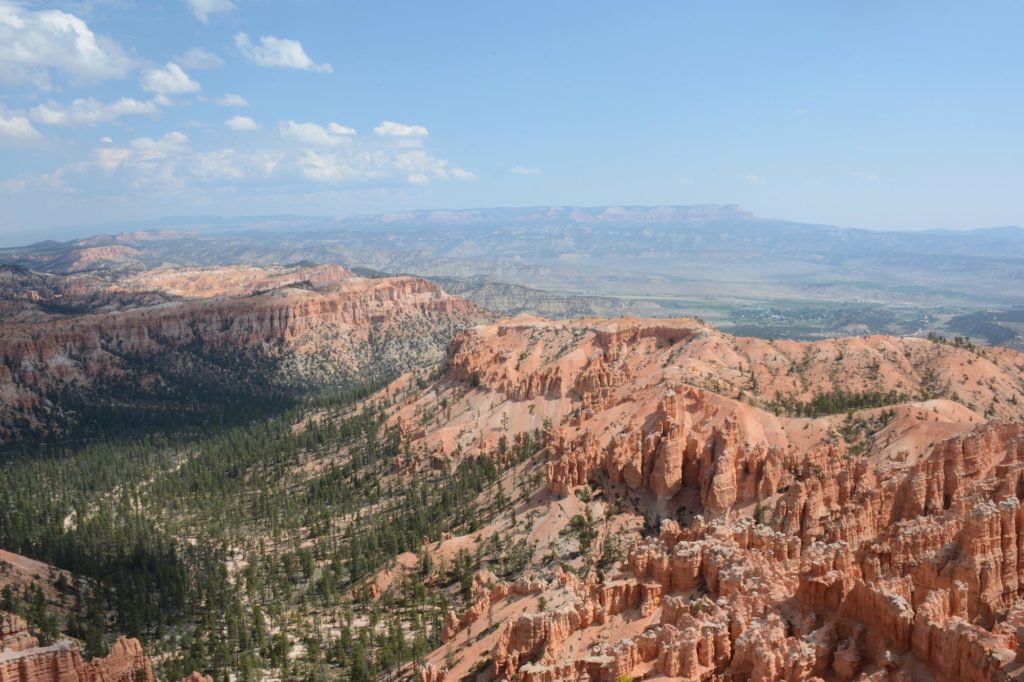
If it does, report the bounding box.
[1,582,61,645]
[0,434,192,639]
[838,408,898,451]
[765,389,909,417]
[926,332,976,349]
[1,378,545,680]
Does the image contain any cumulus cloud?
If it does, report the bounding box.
[328,122,356,135]
[235,33,332,73]
[374,121,428,137]
[296,146,474,187]
[742,173,765,185]
[177,47,223,70]
[92,131,189,183]
[392,149,452,184]
[225,115,260,131]
[38,115,473,197]
[186,0,235,23]
[140,62,200,95]
[297,150,371,183]
[131,129,189,151]
[76,131,283,193]
[0,106,41,140]
[214,93,248,107]
[0,1,137,87]
[279,120,356,146]
[30,97,158,126]
[510,165,541,175]
[0,2,136,87]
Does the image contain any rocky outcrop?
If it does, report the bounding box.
[0,611,211,682]
[492,606,590,678]
[0,615,37,655]
[408,318,1024,681]
[442,572,545,641]
[485,505,1023,681]
[177,675,213,682]
[0,613,156,682]
[416,663,447,682]
[495,425,1024,675]
[543,385,790,517]
[0,266,486,440]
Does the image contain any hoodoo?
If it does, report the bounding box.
[393,317,1024,680]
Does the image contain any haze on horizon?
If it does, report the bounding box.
[0,1,1022,237]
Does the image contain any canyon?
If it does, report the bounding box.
[0,263,485,441]
[1,264,1023,680]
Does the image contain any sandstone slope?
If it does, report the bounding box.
[0,264,486,441]
[375,317,1024,681]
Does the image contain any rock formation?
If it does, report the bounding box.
[0,612,156,682]
[0,264,486,440]
[397,317,1024,681]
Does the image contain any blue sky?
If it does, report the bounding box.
[0,1,1022,240]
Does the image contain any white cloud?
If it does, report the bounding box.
[259,153,283,175]
[0,2,135,87]
[186,0,235,23]
[140,63,200,95]
[374,121,428,137]
[82,131,280,192]
[225,115,260,131]
[127,132,189,160]
[450,167,477,181]
[510,165,541,175]
[214,93,248,107]
[177,47,223,70]
[36,115,473,197]
[392,149,471,185]
[235,33,332,73]
[100,136,113,143]
[37,168,70,193]
[0,178,26,193]
[193,149,243,179]
[279,120,355,146]
[93,147,132,172]
[30,97,158,126]
[0,107,41,140]
[92,132,189,182]
[854,171,881,182]
[295,145,472,187]
[742,173,765,185]
[328,122,356,135]
[297,150,369,183]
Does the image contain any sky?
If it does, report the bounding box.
[0,0,1022,243]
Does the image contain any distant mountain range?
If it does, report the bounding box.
[2,205,1022,344]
